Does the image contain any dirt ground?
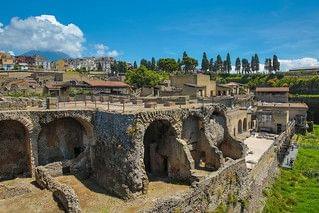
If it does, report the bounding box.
[0,176,189,213]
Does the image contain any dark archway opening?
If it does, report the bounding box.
[238,120,243,134]
[243,118,248,132]
[38,117,88,165]
[143,120,177,179]
[0,120,30,180]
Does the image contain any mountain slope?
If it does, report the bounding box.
[21,50,71,61]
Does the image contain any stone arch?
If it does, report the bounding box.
[143,119,193,181]
[243,118,248,132]
[238,119,243,134]
[0,119,32,180]
[37,116,94,166]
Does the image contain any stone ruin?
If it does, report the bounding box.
[0,103,291,212]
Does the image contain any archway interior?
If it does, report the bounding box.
[181,116,205,169]
[243,118,248,131]
[38,118,88,166]
[0,120,29,180]
[238,120,243,134]
[143,120,176,179]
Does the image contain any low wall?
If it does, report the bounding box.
[0,97,43,110]
[35,166,81,213]
[146,159,249,212]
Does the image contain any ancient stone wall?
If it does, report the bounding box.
[35,166,81,213]
[0,120,30,180]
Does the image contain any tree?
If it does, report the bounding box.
[157,58,179,73]
[251,56,256,73]
[151,57,156,70]
[273,55,280,72]
[133,61,138,69]
[117,61,128,74]
[241,58,250,74]
[97,62,103,71]
[182,51,198,73]
[222,60,227,73]
[201,52,210,72]
[264,58,273,73]
[215,55,223,73]
[140,59,148,67]
[226,53,231,73]
[125,65,168,88]
[235,57,241,74]
[209,58,215,73]
[253,54,260,73]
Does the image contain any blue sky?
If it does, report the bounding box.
[0,0,319,69]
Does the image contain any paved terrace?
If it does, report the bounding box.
[6,100,214,114]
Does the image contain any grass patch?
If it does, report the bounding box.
[263,125,319,212]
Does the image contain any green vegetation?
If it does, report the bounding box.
[263,125,319,213]
[125,65,169,88]
[68,88,92,97]
[7,91,43,98]
[216,73,319,94]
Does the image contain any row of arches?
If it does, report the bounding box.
[0,117,92,181]
[237,118,248,134]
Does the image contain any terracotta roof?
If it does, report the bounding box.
[84,80,129,88]
[256,87,289,93]
[257,102,308,109]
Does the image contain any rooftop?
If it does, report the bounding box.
[84,80,129,88]
[256,87,289,93]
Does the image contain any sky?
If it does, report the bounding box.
[0,0,319,71]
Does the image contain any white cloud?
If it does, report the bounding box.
[279,58,319,71]
[0,15,84,57]
[8,51,15,56]
[107,50,120,57]
[94,43,120,57]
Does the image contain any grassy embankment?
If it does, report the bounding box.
[263,126,319,212]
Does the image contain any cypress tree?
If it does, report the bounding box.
[209,58,215,73]
[251,56,256,73]
[133,61,138,69]
[216,55,223,73]
[151,57,156,70]
[235,57,241,74]
[273,55,280,72]
[201,52,210,72]
[226,53,231,73]
[254,54,260,73]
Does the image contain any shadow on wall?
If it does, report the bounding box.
[0,120,31,181]
[37,117,89,166]
[143,119,193,183]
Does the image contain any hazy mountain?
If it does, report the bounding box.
[21,50,71,61]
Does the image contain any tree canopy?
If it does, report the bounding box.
[125,65,168,88]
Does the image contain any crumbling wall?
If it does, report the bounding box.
[0,120,30,180]
[146,159,249,213]
[35,166,81,213]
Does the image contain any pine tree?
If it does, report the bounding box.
[226,53,231,73]
[216,55,223,73]
[201,52,210,72]
[235,57,241,74]
[133,61,138,69]
[273,55,280,72]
